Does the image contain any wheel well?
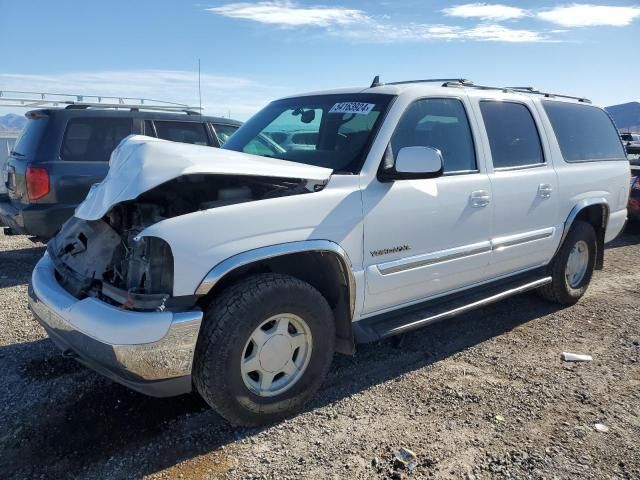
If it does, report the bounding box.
[572,204,607,270]
[197,251,355,355]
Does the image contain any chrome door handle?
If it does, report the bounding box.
[470,190,490,208]
[538,184,553,199]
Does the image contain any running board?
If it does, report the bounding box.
[353,270,551,343]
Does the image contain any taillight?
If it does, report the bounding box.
[26,167,50,200]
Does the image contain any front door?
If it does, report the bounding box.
[361,96,493,315]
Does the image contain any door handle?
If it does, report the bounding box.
[470,190,490,208]
[537,184,553,199]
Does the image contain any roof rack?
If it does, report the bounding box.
[368,77,591,103]
[0,90,203,114]
[370,76,474,88]
[387,78,473,86]
[504,87,591,103]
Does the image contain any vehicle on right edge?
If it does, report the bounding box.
[30,78,630,426]
[629,144,640,221]
[620,132,640,150]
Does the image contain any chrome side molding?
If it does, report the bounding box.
[377,241,492,275]
[491,227,554,250]
[376,228,555,276]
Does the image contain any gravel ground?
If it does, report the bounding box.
[0,227,639,479]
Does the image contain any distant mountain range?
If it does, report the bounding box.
[0,113,27,131]
[606,102,640,131]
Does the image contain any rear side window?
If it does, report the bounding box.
[61,118,133,162]
[543,101,626,162]
[12,117,48,158]
[212,123,239,146]
[155,121,209,146]
[480,101,544,169]
[391,98,477,173]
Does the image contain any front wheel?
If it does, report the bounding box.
[538,220,597,305]
[193,273,336,426]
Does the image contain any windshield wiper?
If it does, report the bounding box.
[10,150,25,157]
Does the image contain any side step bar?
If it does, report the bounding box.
[353,269,551,343]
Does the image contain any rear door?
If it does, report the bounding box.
[51,117,134,205]
[474,99,560,278]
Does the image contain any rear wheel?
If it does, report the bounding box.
[193,273,335,426]
[538,220,597,305]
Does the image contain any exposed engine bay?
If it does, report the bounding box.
[48,174,318,310]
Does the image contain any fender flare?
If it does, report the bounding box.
[557,197,609,268]
[194,240,357,318]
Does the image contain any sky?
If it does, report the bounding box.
[1,1,639,120]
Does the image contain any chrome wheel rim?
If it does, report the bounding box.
[565,240,589,288]
[240,313,313,397]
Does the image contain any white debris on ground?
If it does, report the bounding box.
[561,352,594,362]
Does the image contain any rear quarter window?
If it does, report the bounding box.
[12,117,49,158]
[542,101,625,162]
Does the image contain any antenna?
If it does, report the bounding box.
[198,58,202,120]
[370,75,383,88]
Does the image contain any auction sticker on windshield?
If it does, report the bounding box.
[329,102,375,115]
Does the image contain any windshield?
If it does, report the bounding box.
[223,94,394,173]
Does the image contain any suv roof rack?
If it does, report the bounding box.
[370,76,473,88]
[368,77,591,103]
[503,87,591,104]
[0,90,203,114]
[387,78,474,86]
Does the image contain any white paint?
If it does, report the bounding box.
[63,81,631,320]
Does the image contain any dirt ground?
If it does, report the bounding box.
[0,226,639,479]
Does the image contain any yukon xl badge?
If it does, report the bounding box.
[370,245,411,257]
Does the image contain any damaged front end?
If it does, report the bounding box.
[48,174,320,311]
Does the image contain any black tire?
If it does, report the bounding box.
[537,220,597,305]
[193,273,336,426]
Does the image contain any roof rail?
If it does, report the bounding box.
[367,78,591,103]
[368,76,474,88]
[0,90,203,113]
[387,78,473,86]
[504,87,591,104]
[441,83,592,104]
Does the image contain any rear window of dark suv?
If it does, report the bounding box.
[61,117,133,162]
[12,116,49,158]
[543,101,626,162]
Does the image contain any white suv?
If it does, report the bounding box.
[29,79,630,426]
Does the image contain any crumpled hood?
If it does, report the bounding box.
[75,135,333,221]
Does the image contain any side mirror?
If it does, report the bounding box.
[379,146,444,181]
